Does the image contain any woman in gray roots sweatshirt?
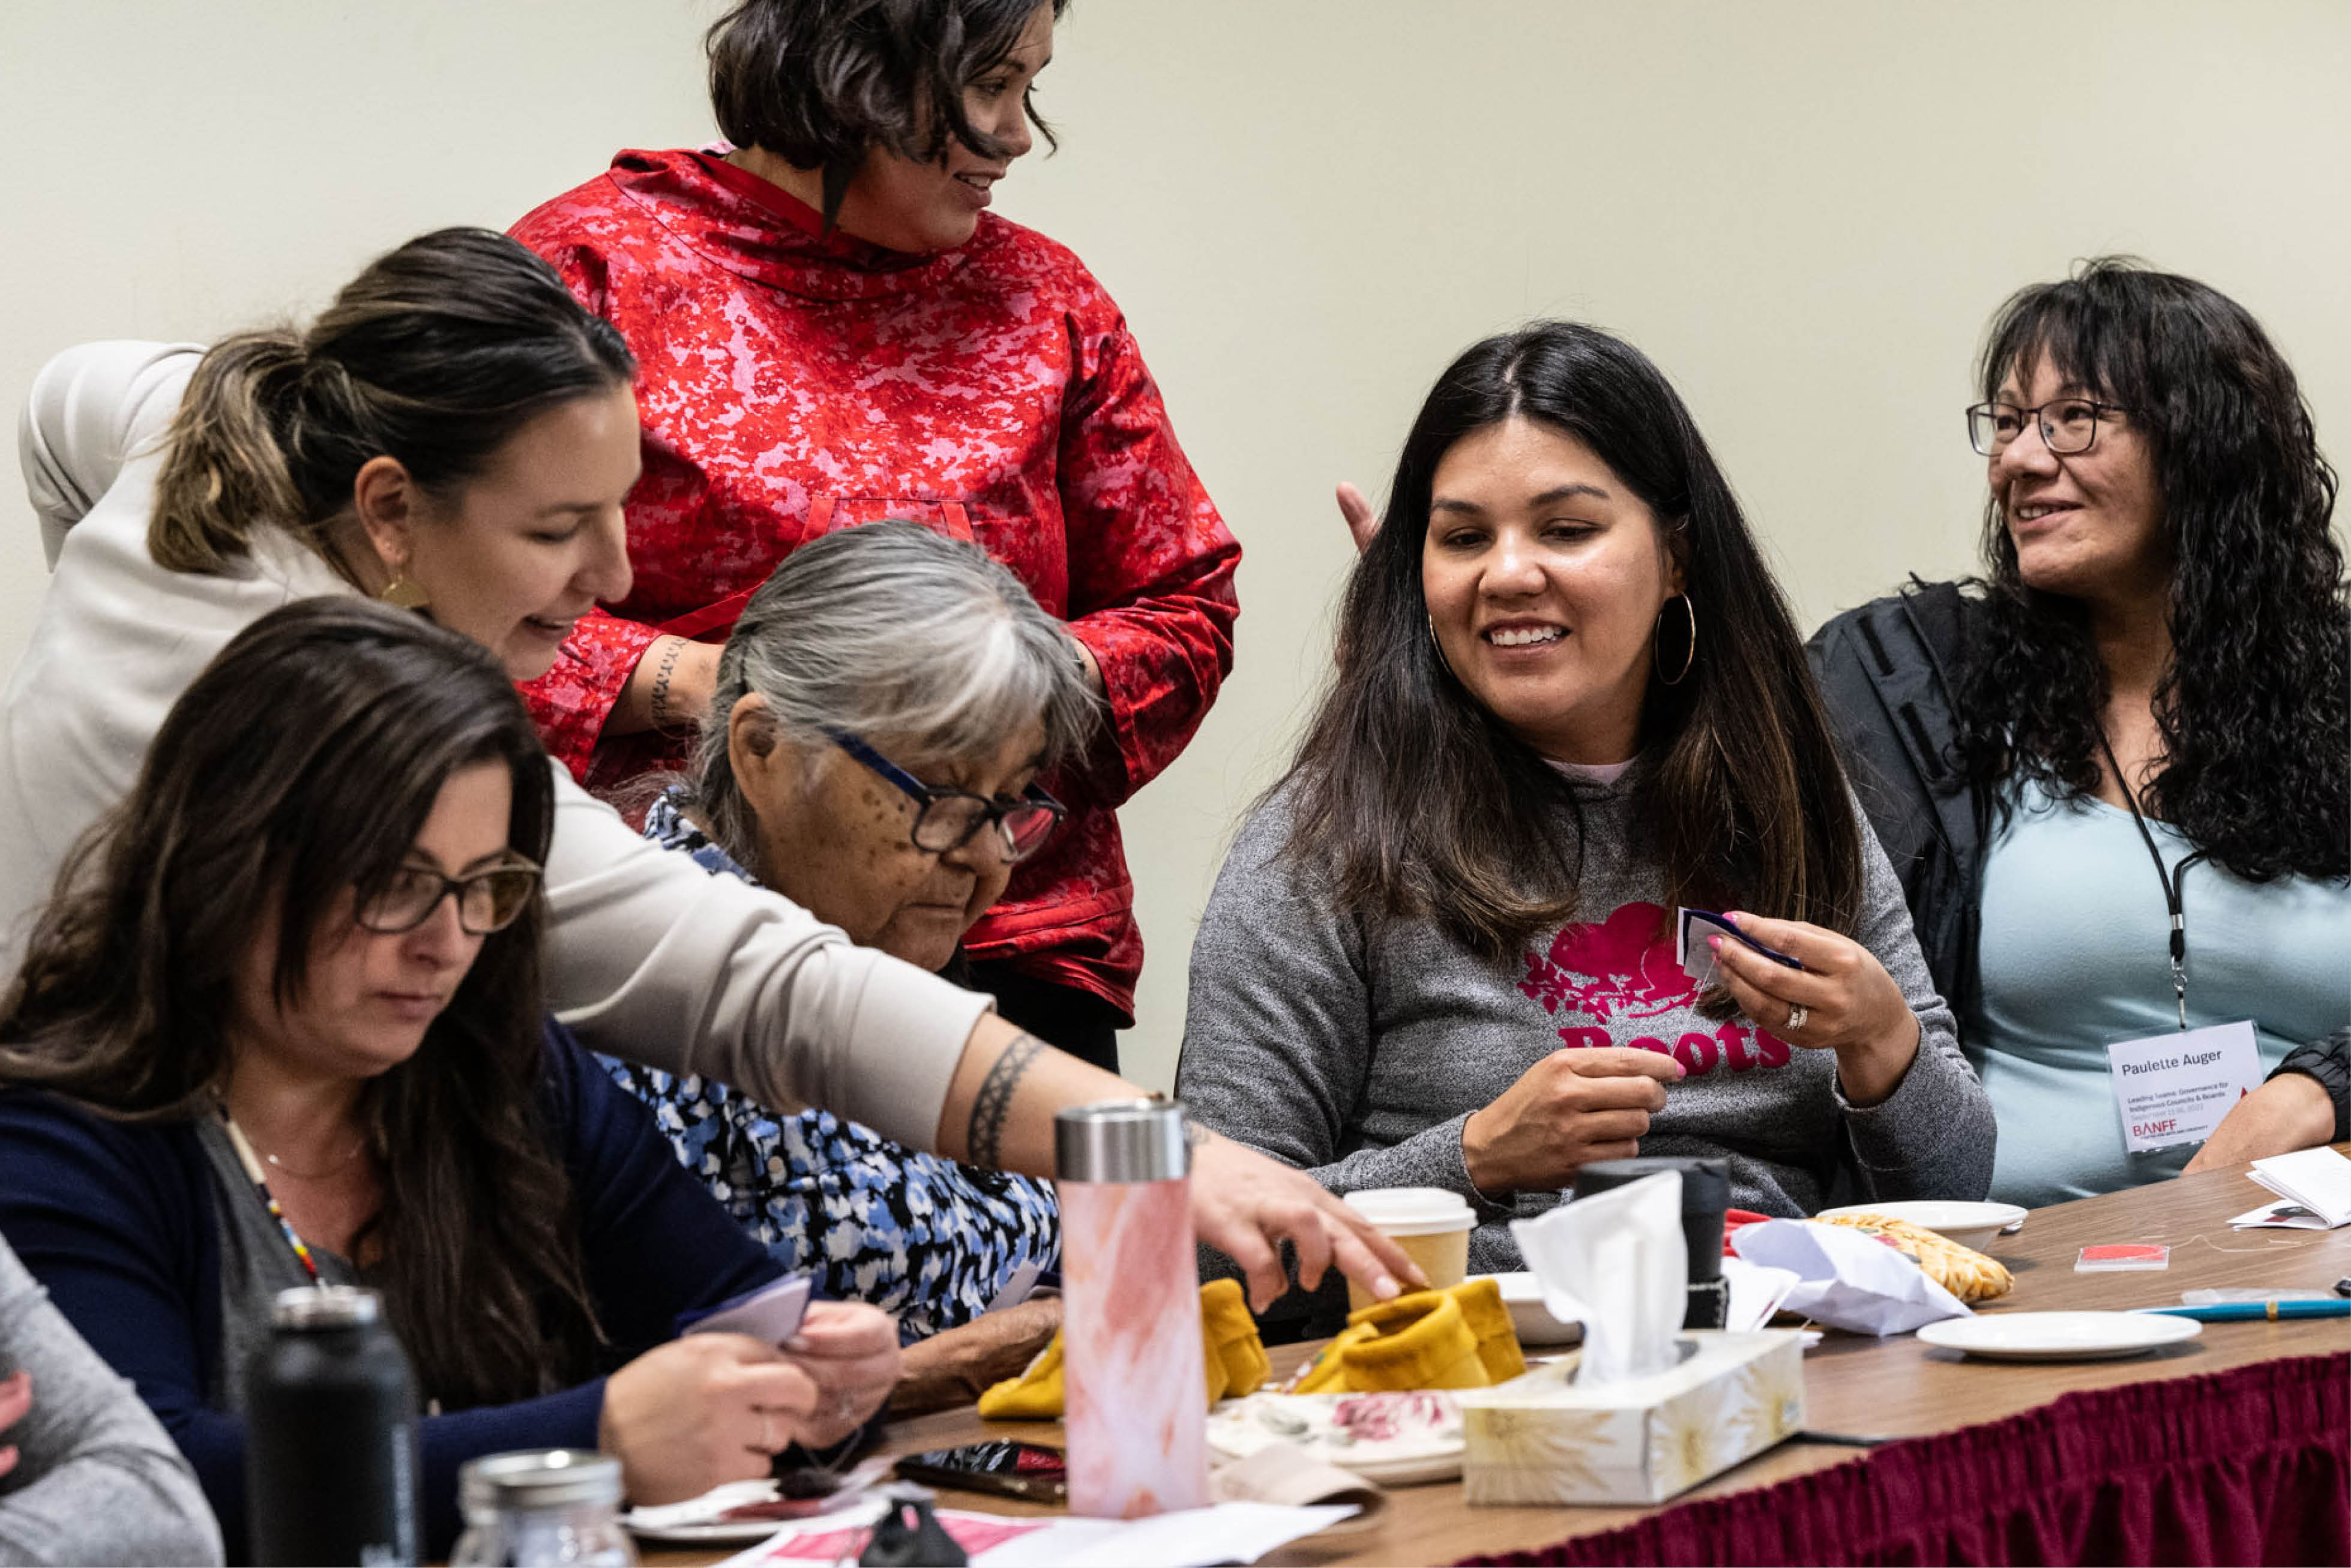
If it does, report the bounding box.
[0,1235,223,1566]
[1177,323,1993,1311]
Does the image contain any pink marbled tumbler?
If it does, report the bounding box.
[1059,1175,1209,1518]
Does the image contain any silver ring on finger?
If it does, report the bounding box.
[1784,1003,1810,1035]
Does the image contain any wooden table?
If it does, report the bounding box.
[651,1149,2351,1567]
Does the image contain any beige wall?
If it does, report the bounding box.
[5,2,2347,1092]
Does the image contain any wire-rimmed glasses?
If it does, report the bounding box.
[1966,398,2130,457]
[829,730,1066,862]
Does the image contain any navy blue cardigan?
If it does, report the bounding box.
[0,1021,779,1561]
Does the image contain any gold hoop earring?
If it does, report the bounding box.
[379,572,429,611]
[1655,594,1696,686]
[1427,613,1457,680]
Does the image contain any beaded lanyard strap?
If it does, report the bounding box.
[218,1113,325,1287]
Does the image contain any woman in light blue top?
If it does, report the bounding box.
[1973,776,2350,1205]
[1811,260,2350,1207]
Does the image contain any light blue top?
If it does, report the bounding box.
[1970,774,2351,1208]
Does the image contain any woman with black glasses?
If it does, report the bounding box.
[0,601,900,1560]
[1811,259,2350,1207]
[606,521,1095,1414]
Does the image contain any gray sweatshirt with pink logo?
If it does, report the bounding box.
[1175,773,1993,1281]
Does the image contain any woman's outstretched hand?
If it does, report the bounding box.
[1190,1129,1426,1312]
[935,1018,1424,1314]
[1710,912,1921,1105]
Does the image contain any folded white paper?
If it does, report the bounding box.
[2228,1200,2337,1232]
[1511,1171,1686,1385]
[1729,1219,1970,1336]
[1719,1254,1802,1333]
[2247,1146,2351,1229]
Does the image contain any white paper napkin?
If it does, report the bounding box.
[1729,1219,1970,1336]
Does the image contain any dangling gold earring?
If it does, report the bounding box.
[1654,594,1696,685]
[379,572,429,611]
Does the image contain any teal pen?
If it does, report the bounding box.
[2134,1300,2351,1323]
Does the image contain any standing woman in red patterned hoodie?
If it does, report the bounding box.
[511,0,1235,1071]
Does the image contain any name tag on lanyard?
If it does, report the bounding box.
[2105,1020,2263,1153]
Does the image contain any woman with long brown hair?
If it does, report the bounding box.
[0,600,899,1558]
[1810,260,2350,1204]
[1178,323,1992,1312]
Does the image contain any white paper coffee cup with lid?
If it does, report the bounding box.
[1342,1187,1476,1311]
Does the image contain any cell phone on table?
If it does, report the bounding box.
[894,1441,1068,1503]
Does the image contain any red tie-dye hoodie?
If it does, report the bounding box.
[510,148,1239,1017]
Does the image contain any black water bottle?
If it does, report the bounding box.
[245,1285,420,1566]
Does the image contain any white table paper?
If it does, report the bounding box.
[709,1499,1357,1568]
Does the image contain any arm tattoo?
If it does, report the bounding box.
[968,1032,1046,1170]
[648,637,687,729]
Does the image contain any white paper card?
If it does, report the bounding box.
[2227,1200,2337,1232]
[679,1272,813,1344]
[2247,1146,2351,1228]
[2104,1020,2262,1153]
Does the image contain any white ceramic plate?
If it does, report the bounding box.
[622,1459,893,1545]
[1483,1272,1584,1348]
[1917,1311,2202,1362]
[624,1480,810,1544]
[1814,1200,2029,1252]
[1208,1392,1464,1485]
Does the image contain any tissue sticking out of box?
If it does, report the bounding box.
[1510,1171,1687,1386]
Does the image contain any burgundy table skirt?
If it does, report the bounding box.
[1461,1351,2349,1567]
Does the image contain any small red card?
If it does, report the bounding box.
[2076,1244,2170,1272]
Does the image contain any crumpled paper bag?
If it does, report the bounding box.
[1729,1219,1970,1335]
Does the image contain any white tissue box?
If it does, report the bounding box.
[1458,1330,1805,1506]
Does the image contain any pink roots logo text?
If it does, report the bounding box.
[1518,900,1790,1075]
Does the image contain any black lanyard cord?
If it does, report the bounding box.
[2094,729,2208,1030]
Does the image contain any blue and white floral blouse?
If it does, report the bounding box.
[601,792,1059,1342]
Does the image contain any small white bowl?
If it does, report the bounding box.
[1479,1272,1584,1348]
[1813,1200,2028,1253]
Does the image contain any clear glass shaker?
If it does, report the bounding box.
[450,1449,637,1567]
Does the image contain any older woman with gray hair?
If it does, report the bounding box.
[604,521,1099,1413]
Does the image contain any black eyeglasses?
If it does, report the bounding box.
[1966,398,2131,457]
[355,854,543,936]
[829,730,1066,862]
